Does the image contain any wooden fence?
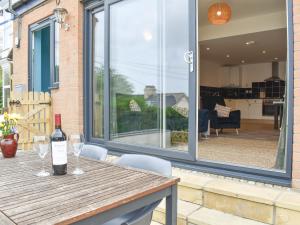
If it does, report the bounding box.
[8,92,52,150]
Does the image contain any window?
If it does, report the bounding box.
[29,16,60,92]
[84,0,293,185]
[1,63,11,108]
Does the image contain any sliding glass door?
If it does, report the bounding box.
[86,0,197,160]
[108,0,197,159]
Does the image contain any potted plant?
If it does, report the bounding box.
[0,112,20,158]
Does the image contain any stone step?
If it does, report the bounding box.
[173,168,300,224]
[188,207,269,225]
[173,169,213,205]
[151,222,163,225]
[107,156,300,224]
[153,200,200,225]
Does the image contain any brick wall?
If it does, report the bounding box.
[12,0,84,135]
[293,0,300,188]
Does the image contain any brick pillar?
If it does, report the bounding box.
[293,0,300,188]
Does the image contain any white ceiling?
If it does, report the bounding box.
[199,28,287,66]
[198,0,286,27]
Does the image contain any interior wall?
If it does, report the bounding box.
[199,11,286,41]
[241,61,286,87]
[199,59,222,87]
[199,61,286,88]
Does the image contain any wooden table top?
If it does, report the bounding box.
[0,151,179,225]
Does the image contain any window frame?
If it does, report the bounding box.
[28,15,59,92]
[83,0,294,186]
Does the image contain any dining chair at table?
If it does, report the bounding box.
[102,154,172,225]
[80,144,108,161]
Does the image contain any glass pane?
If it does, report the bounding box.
[3,88,10,108]
[54,22,60,83]
[92,11,105,138]
[109,0,190,151]
[2,64,10,86]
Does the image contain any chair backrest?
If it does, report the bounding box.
[80,144,108,161]
[116,154,172,177]
[202,96,226,111]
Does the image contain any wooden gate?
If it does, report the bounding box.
[8,92,52,150]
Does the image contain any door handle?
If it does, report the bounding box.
[184,51,194,72]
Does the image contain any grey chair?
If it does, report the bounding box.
[103,154,172,225]
[80,144,108,161]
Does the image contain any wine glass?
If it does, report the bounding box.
[33,135,50,177]
[68,134,85,175]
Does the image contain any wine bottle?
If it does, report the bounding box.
[51,114,67,175]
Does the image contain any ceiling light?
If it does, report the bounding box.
[226,54,230,58]
[262,50,267,54]
[245,41,255,46]
[206,47,210,51]
[241,60,245,64]
[208,2,232,25]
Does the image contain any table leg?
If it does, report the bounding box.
[279,105,283,128]
[166,185,177,225]
[274,106,279,130]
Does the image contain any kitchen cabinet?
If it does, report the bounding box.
[225,99,272,120]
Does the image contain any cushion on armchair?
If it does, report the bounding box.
[214,104,231,118]
[202,96,241,130]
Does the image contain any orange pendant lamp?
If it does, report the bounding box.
[208,2,232,25]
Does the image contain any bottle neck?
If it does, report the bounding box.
[55,114,62,130]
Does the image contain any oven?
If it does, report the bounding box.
[262,99,277,116]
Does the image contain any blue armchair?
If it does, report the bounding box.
[202,96,241,136]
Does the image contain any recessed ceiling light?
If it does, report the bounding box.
[262,50,267,54]
[245,41,255,46]
[206,47,210,51]
[226,54,230,58]
[274,57,278,60]
[241,60,245,64]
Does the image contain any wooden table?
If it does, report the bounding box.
[0,151,179,225]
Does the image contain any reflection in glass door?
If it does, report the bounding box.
[108,0,196,154]
[92,10,105,139]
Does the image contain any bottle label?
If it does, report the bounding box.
[52,141,67,165]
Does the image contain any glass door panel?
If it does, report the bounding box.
[92,10,105,139]
[109,0,196,156]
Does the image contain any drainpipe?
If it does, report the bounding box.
[6,0,22,48]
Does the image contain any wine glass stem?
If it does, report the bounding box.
[76,156,79,170]
[42,158,45,172]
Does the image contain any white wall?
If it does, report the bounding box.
[199,11,287,41]
[240,61,286,88]
[199,59,223,87]
[199,61,286,88]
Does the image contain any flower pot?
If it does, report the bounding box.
[0,133,19,158]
